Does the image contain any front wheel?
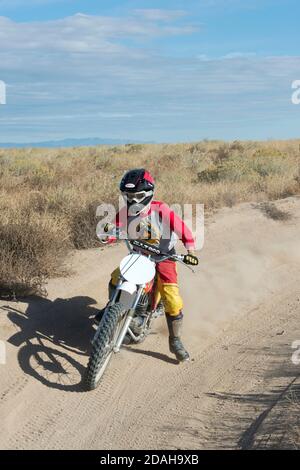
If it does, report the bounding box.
[85,303,125,390]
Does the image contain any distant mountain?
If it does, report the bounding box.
[0,137,147,149]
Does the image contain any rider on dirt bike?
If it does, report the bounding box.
[96,168,198,362]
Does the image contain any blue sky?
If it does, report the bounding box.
[0,0,299,143]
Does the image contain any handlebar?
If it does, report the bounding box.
[97,227,198,269]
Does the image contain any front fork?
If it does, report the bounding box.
[113,285,144,352]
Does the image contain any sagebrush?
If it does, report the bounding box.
[1,139,300,296]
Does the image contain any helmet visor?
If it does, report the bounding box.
[122,190,153,204]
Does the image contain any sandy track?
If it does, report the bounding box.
[0,197,300,450]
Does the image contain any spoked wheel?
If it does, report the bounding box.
[85,303,126,390]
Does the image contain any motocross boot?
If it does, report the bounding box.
[166,313,190,362]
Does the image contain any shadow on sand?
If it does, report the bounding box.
[5,295,99,392]
[4,295,176,391]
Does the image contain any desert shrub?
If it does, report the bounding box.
[197,166,221,183]
[214,144,231,164]
[197,148,297,186]
[124,143,144,153]
[230,140,244,152]
[1,139,300,296]
[69,200,100,249]
[0,208,70,297]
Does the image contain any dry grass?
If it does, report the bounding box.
[1,139,300,296]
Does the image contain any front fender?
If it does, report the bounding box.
[118,281,137,295]
[118,281,138,309]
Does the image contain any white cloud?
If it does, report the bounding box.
[134,9,187,21]
[0,13,196,56]
[0,11,299,142]
[198,52,257,61]
[222,52,257,59]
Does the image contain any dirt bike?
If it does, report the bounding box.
[85,228,197,391]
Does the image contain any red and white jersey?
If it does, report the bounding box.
[115,200,195,255]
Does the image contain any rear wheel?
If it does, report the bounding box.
[85,303,125,390]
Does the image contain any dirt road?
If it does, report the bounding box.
[1,197,300,449]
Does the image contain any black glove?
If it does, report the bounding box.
[184,252,199,266]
